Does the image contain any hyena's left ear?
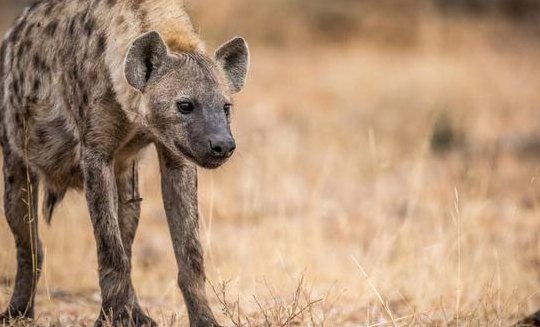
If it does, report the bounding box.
[125,31,169,91]
[215,37,249,93]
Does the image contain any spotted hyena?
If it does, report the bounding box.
[0,0,249,326]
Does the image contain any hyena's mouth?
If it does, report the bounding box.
[173,142,227,169]
[173,141,199,163]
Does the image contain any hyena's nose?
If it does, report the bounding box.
[209,137,236,158]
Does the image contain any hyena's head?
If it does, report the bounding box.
[124,31,249,169]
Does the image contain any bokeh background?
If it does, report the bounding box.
[2,0,540,325]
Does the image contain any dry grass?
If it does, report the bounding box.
[2,4,540,326]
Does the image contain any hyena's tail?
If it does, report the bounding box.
[42,189,66,225]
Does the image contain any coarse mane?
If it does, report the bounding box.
[135,0,204,53]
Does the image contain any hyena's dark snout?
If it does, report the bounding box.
[208,134,236,159]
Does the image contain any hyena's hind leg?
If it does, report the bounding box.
[0,145,42,322]
[115,162,157,327]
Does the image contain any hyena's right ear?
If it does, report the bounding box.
[124,31,168,91]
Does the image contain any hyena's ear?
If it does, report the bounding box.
[215,37,249,93]
[124,31,168,91]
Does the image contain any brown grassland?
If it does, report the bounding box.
[2,1,540,326]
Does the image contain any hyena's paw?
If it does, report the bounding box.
[0,314,32,326]
[0,306,33,325]
[516,310,540,326]
[191,314,222,327]
[129,308,157,327]
[94,307,157,327]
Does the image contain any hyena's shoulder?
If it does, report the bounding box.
[0,0,128,191]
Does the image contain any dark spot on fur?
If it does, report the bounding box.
[131,0,148,29]
[82,93,89,105]
[49,117,66,129]
[139,9,148,22]
[12,80,20,97]
[77,79,85,95]
[25,23,35,37]
[22,107,30,121]
[103,86,116,100]
[27,95,38,104]
[50,116,67,130]
[44,2,55,16]
[32,79,40,92]
[15,113,22,126]
[71,66,79,81]
[96,34,106,55]
[84,18,95,36]
[33,54,49,73]
[7,176,14,185]
[32,54,41,68]
[186,241,204,276]
[131,0,142,12]
[16,40,30,59]
[27,1,41,12]
[139,10,149,30]
[107,0,116,6]
[36,126,49,143]
[9,18,26,42]
[68,18,77,35]
[70,165,82,178]
[88,72,98,84]
[44,21,58,37]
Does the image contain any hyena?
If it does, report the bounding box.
[0,0,249,326]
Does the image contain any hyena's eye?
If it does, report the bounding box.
[224,104,232,116]
[177,101,194,114]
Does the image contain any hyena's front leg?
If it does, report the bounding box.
[0,146,42,322]
[116,163,156,326]
[157,147,220,327]
[117,162,141,260]
[83,153,150,327]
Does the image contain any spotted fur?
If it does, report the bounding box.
[0,1,249,326]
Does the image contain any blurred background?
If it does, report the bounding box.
[2,0,540,325]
